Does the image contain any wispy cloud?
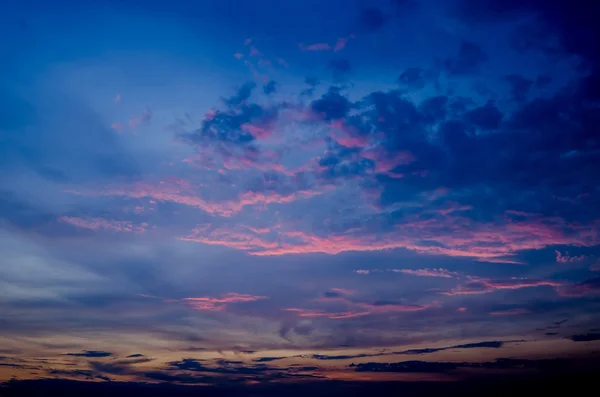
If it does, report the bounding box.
[59,217,148,233]
[442,277,562,296]
[176,293,267,311]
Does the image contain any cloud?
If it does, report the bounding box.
[443,277,562,296]
[263,80,277,95]
[393,268,458,278]
[176,293,267,311]
[128,108,152,129]
[557,277,600,297]
[299,43,331,51]
[490,308,531,316]
[555,250,587,263]
[58,217,148,233]
[351,358,568,373]
[568,333,600,342]
[505,75,533,102]
[445,40,488,75]
[398,67,426,89]
[284,308,370,319]
[65,350,112,358]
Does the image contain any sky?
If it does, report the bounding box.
[1,0,600,388]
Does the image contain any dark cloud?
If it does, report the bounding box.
[311,87,352,121]
[263,80,277,95]
[569,333,600,342]
[224,82,256,106]
[64,350,112,358]
[398,67,426,89]
[445,40,488,76]
[89,361,133,375]
[454,0,600,73]
[505,74,534,102]
[49,369,110,381]
[167,358,272,375]
[126,353,144,358]
[351,358,570,373]
[463,101,503,130]
[253,357,286,363]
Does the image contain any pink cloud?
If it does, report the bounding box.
[457,307,467,312]
[111,122,124,132]
[330,288,355,295]
[249,46,261,57]
[354,302,430,313]
[333,37,349,52]
[129,108,152,129]
[179,212,600,261]
[181,226,280,251]
[244,38,252,46]
[555,250,587,263]
[361,149,416,173]
[114,93,121,103]
[556,278,600,297]
[591,264,600,272]
[241,123,274,139]
[490,308,531,316]
[284,308,369,319]
[234,53,244,60]
[276,57,289,68]
[68,180,326,217]
[179,293,267,311]
[354,270,371,275]
[328,120,371,148]
[59,216,147,233]
[299,42,332,51]
[393,268,458,278]
[442,277,562,296]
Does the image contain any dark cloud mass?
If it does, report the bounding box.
[64,351,113,358]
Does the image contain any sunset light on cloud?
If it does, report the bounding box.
[1,0,600,394]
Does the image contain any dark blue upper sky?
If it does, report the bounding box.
[1,0,599,385]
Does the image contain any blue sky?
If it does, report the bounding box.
[1,0,600,385]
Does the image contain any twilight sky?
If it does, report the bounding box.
[1,0,600,386]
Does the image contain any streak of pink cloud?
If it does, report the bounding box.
[333,37,348,52]
[129,108,152,129]
[68,180,326,217]
[284,308,369,319]
[354,302,430,313]
[111,122,124,132]
[556,278,600,297]
[330,288,355,295]
[393,268,458,278]
[442,277,562,296]
[59,216,147,233]
[249,46,261,57]
[457,307,467,312]
[234,53,244,60]
[299,42,332,51]
[329,120,371,148]
[179,293,267,311]
[241,123,274,139]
